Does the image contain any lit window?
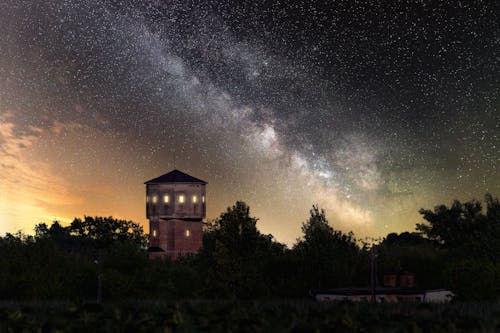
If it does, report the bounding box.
[185,229,190,237]
[146,196,149,203]
[164,195,169,203]
[152,195,158,204]
[202,195,205,203]
[192,195,197,203]
[152,230,157,237]
[179,195,185,203]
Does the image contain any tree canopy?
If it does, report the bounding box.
[416,194,500,299]
[293,205,360,289]
[417,193,500,261]
[1,196,499,301]
[34,216,148,251]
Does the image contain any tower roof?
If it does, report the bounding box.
[144,169,207,185]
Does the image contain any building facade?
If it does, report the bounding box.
[145,169,207,260]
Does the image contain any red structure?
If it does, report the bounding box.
[145,169,207,260]
[399,273,415,288]
[383,274,397,288]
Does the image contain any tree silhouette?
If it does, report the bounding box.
[417,193,500,261]
[417,193,500,299]
[293,205,359,289]
[201,201,284,298]
[1,197,499,301]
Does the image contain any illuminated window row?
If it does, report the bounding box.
[147,194,206,204]
[153,229,190,238]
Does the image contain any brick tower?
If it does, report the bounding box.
[145,169,207,260]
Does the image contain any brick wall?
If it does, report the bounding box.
[148,219,203,260]
[173,220,203,257]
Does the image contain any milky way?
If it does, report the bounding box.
[1,1,499,244]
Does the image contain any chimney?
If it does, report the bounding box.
[399,273,415,288]
[383,274,397,288]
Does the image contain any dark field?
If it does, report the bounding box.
[1,300,500,333]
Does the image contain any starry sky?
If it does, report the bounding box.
[1,0,499,245]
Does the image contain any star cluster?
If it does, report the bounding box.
[1,0,499,244]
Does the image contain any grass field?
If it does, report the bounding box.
[1,300,500,332]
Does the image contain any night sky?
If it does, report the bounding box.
[1,0,499,244]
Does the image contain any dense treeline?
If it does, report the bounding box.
[1,195,499,301]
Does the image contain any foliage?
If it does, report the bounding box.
[415,193,500,299]
[293,205,361,290]
[1,195,499,302]
[1,301,500,333]
[443,258,500,301]
[417,193,500,262]
[199,201,286,298]
[377,232,445,288]
[35,216,148,250]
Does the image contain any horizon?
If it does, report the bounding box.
[2,184,497,246]
[1,1,499,245]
